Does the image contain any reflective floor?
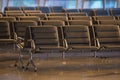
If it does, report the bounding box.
[0,56,120,80]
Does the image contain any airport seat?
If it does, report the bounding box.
[21,26,66,71]
[47,16,68,25]
[51,6,64,13]
[94,9,110,16]
[68,12,87,17]
[62,25,98,52]
[22,7,36,10]
[93,25,120,50]
[69,16,92,20]
[93,16,116,24]
[40,20,65,26]
[37,7,51,13]
[109,8,120,16]
[5,13,25,17]
[68,20,92,26]
[0,17,16,21]
[0,20,16,52]
[26,13,47,20]
[97,20,117,25]
[48,13,67,16]
[93,16,115,21]
[4,7,22,11]
[65,9,80,13]
[17,16,40,22]
[81,9,93,16]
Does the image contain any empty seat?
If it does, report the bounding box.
[69,16,92,20]
[26,13,47,20]
[93,16,115,21]
[5,13,25,17]
[68,20,92,26]
[0,17,16,21]
[21,26,66,71]
[5,10,23,14]
[93,25,120,50]
[13,21,37,39]
[62,25,98,52]
[94,9,109,16]
[109,8,120,16]
[97,20,117,25]
[0,20,16,51]
[65,9,80,13]
[51,6,64,13]
[24,10,41,14]
[48,13,67,16]
[37,7,51,13]
[81,9,93,16]
[40,20,65,26]
[68,12,87,16]
[18,16,40,21]
[47,16,68,21]
[93,16,116,24]
[22,7,36,10]
[4,7,22,11]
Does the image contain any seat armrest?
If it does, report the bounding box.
[95,38,100,48]
[24,39,35,50]
[63,39,68,49]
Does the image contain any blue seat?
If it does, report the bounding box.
[51,6,64,13]
[37,7,51,13]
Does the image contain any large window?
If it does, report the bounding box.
[105,0,117,8]
[9,0,38,7]
[4,0,120,9]
[83,0,103,9]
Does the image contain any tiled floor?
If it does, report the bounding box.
[0,56,120,80]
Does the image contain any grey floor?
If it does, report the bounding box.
[0,51,120,80]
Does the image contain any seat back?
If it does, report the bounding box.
[0,17,16,21]
[47,16,68,21]
[40,20,65,27]
[94,9,109,16]
[29,26,60,48]
[37,7,51,13]
[109,8,120,16]
[93,25,120,46]
[5,7,22,11]
[48,13,67,16]
[26,13,47,20]
[13,21,37,38]
[22,7,36,10]
[51,6,64,13]
[18,16,40,21]
[65,9,80,13]
[68,12,87,16]
[69,16,91,20]
[62,25,91,47]
[93,16,115,21]
[98,20,117,25]
[68,20,92,26]
[0,21,11,39]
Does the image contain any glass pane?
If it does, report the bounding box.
[105,0,117,8]
[9,0,38,7]
[83,0,103,9]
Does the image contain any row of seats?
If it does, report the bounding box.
[0,20,120,71]
[1,12,87,18]
[18,25,120,71]
[4,6,120,16]
[1,16,120,26]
